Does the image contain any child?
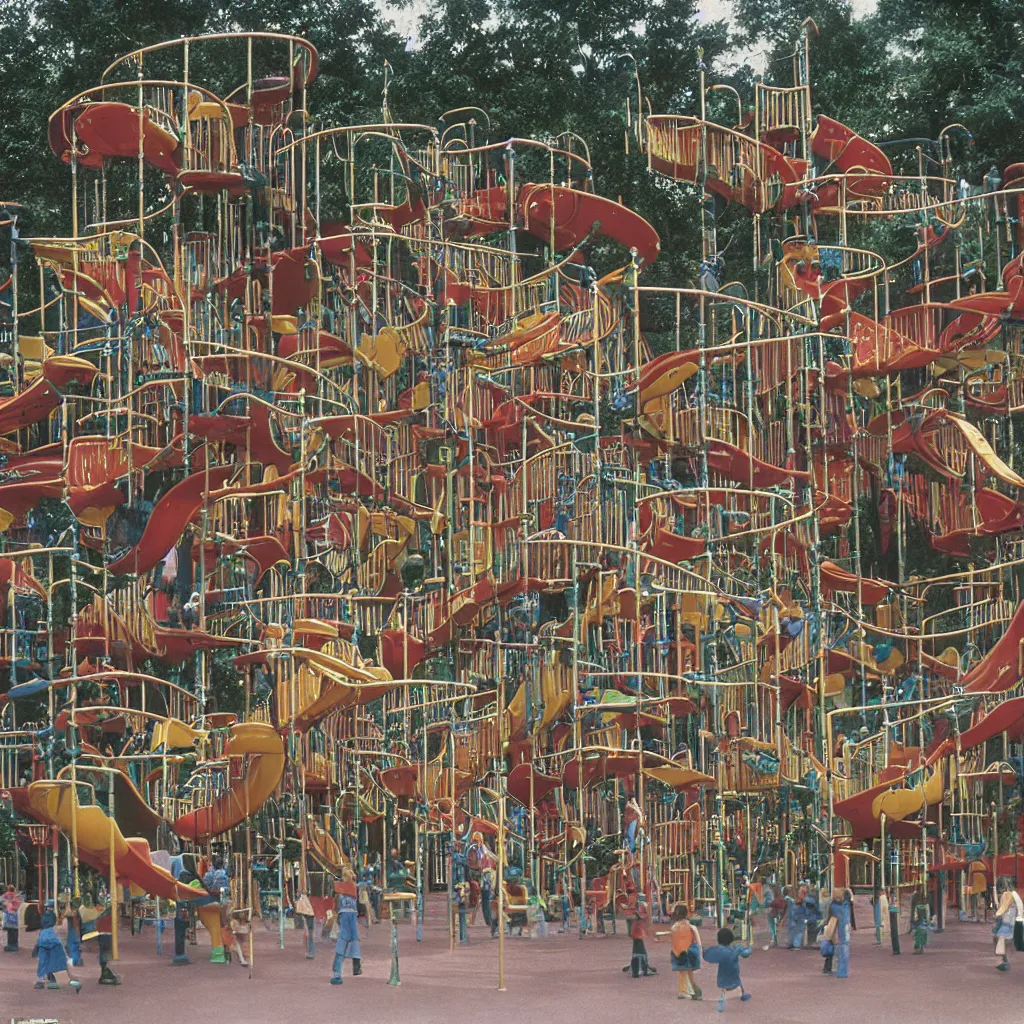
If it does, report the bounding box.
[2,884,22,952]
[623,896,657,978]
[331,868,361,984]
[912,891,930,954]
[295,891,316,959]
[664,903,702,1000]
[64,899,84,967]
[766,886,785,949]
[804,888,822,948]
[820,914,837,974]
[80,892,120,985]
[785,886,806,949]
[34,908,81,993]
[703,927,752,1012]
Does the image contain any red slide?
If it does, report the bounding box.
[106,465,234,576]
[519,184,661,266]
[962,603,1024,693]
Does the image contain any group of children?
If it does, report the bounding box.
[624,884,867,1007]
[627,897,752,1012]
[3,886,118,994]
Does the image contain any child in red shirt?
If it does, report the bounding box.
[621,896,657,978]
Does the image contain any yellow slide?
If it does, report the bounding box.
[26,779,198,901]
[172,721,285,842]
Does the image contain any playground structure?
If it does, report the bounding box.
[3,21,1024,978]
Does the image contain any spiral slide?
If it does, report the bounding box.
[172,722,286,842]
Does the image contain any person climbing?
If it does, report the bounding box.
[822,888,856,978]
[2,884,22,952]
[331,867,361,984]
[703,926,752,1011]
[623,795,645,856]
[662,902,702,1000]
[992,876,1022,972]
[34,907,80,993]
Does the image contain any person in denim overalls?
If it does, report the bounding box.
[331,868,361,984]
[824,888,856,978]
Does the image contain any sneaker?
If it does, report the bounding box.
[47,981,59,989]
[238,957,249,967]
[70,980,82,995]
[997,962,1010,972]
[647,966,657,975]
[330,976,343,985]
[34,980,44,989]
[741,993,752,1002]
[717,996,726,1012]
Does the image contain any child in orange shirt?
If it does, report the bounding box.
[664,903,702,1000]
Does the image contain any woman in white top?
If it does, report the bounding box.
[992,877,1023,972]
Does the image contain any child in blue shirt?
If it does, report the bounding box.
[703,927,752,1012]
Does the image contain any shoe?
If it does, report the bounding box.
[47,981,59,989]
[997,961,1010,972]
[647,966,657,975]
[330,976,343,985]
[741,993,752,1002]
[238,957,249,967]
[692,987,703,1001]
[622,965,631,973]
[352,960,362,976]
[34,980,44,989]
[70,980,82,995]
[305,953,315,960]
[717,996,726,1012]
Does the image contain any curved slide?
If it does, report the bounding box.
[172,722,285,842]
[26,779,199,901]
[106,464,234,576]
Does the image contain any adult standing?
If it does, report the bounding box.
[823,888,856,979]
[991,877,1023,972]
[331,868,361,984]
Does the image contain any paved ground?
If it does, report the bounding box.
[2,897,1020,1024]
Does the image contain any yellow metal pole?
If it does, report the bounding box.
[108,771,118,961]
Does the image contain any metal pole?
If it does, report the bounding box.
[277,843,285,950]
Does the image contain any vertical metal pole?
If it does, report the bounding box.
[278,843,285,950]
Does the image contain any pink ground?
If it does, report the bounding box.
[2,896,1019,1024]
